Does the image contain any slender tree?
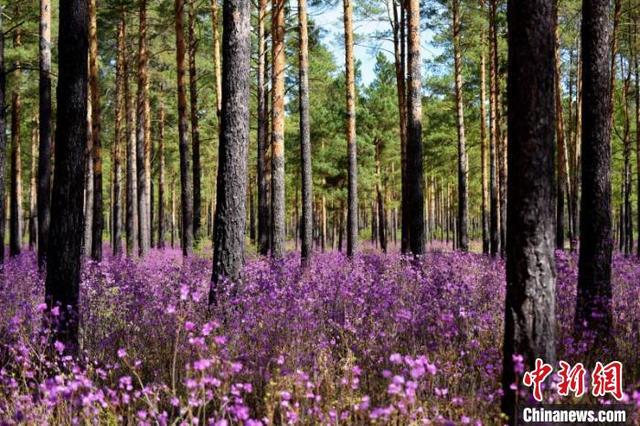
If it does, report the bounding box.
[112,14,125,256]
[575,0,613,344]
[29,121,37,249]
[554,2,569,251]
[125,19,139,256]
[406,0,424,254]
[298,0,312,265]
[45,0,89,352]
[189,0,202,241]
[89,0,103,260]
[452,0,468,252]
[257,0,269,256]
[37,0,52,266]
[489,0,500,257]
[137,0,151,256]
[271,0,286,259]
[343,0,358,256]
[9,25,22,257]
[175,0,194,256]
[209,0,251,303]
[157,99,166,248]
[480,39,490,255]
[0,10,6,264]
[502,0,556,419]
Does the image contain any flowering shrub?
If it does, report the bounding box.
[0,249,638,424]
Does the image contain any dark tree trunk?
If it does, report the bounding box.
[175,0,194,256]
[188,0,202,241]
[635,18,640,257]
[271,0,286,259]
[0,13,6,264]
[489,0,500,257]
[10,27,22,258]
[89,0,103,261]
[257,0,269,256]
[209,0,251,303]
[575,0,613,347]
[299,0,312,266]
[112,13,125,256]
[554,4,568,251]
[343,0,358,257]
[45,0,88,353]
[406,0,425,255]
[452,0,468,252]
[502,0,557,419]
[37,0,52,266]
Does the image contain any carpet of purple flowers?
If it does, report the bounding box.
[0,248,639,424]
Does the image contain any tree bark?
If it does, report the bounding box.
[406,0,425,255]
[299,0,313,265]
[480,41,490,255]
[257,0,269,256]
[125,21,139,257]
[45,0,88,353]
[575,0,613,345]
[112,14,125,257]
[271,0,286,259]
[502,0,557,419]
[452,0,468,252]
[136,0,151,256]
[0,12,6,264]
[554,3,569,251]
[37,0,52,266]
[343,0,358,257]
[29,121,37,250]
[89,0,103,260]
[157,99,165,248]
[209,0,251,302]
[189,0,202,241]
[489,0,500,257]
[10,26,22,257]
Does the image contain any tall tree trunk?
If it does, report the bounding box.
[29,121,37,250]
[175,0,194,256]
[575,0,613,346]
[635,18,640,257]
[112,14,125,256]
[45,0,88,353]
[621,55,632,256]
[136,0,151,256]
[209,0,251,303]
[489,0,500,257]
[271,0,286,259]
[189,0,202,241]
[257,0,269,256]
[344,0,358,257]
[502,1,556,419]
[406,0,425,254]
[210,0,222,122]
[89,0,103,260]
[125,25,139,257]
[480,37,490,255]
[0,11,6,264]
[157,99,165,248]
[376,139,387,253]
[554,4,569,251]
[10,26,22,257]
[452,0,468,252]
[37,0,52,266]
[299,0,313,265]
[84,94,93,257]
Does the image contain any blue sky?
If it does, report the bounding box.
[310,2,439,86]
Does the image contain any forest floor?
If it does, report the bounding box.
[0,248,639,424]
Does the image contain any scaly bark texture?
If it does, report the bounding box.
[0,13,7,264]
[452,0,468,252]
[45,0,88,353]
[175,0,194,256]
[112,14,125,256]
[10,26,22,257]
[271,0,286,259]
[137,0,151,256]
[406,0,425,255]
[209,0,251,302]
[188,0,202,241]
[37,0,52,266]
[575,0,613,344]
[343,0,358,257]
[298,0,313,265]
[89,0,103,261]
[480,45,490,255]
[257,0,269,256]
[502,0,557,419]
